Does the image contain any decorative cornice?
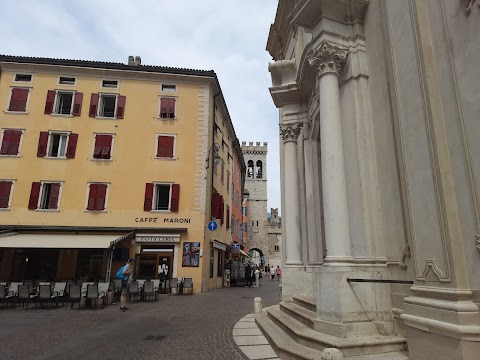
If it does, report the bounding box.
[280,123,303,143]
[307,41,348,77]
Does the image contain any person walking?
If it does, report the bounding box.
[270,265,275,281]
[275,265,282,281]
[245,263,251,287]
[254,267,260,287]
[120,258,134,312]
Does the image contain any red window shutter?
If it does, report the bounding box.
[157,136,166,157]
[170,184,180,212]
[9,88,29,112]
[167,98,176,118]
[44,90,55,114]
[226,208,230,229]
[9,131,22,155]
[89,93,99,117]
[0,181,12,208]
[66,133,78,159]
[213,192,220,219]
[93,135,104,158]
[48,183,61,209]
[37,132,49,157]
[87,184,98,210]
[72,92,83,116]
[1,130,13,155]
[165,136,174,158]
[95,184,107,210]
[28,182,41,210]
[160,98,168,117]
[144,183,154,211]
[220,196,225,225]
[102,135,112,159]
[116,95,126,119]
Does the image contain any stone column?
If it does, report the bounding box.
[280,123,303,265]
[308,42,352,263]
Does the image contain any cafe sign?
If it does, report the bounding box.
[136,234,180,243]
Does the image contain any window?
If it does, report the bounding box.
[156,135,175,159]
[221,161,225,183]
[212,192,224,224]
[7,88,29,112]
[226,206,230,229]
[274,245,279,252]
[217,250,223,277]
[28,182,61,210]
[59,76,76,85]
[256,160,263,179]
[37,131,78,159]
[226,172,230,192]
[161,84,176,93]
[1,129,23,156]
[102,80,118,88]
[45,90,83,116]
[159,97,176,118]
[14,74,32,82]
[93,134,113,160]
[86,183,108,211]
[0,180,14,209]
[89,93,126,119]
[144,183,180,212]
[247,160,254,178]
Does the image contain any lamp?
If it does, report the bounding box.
[205,143,221,169]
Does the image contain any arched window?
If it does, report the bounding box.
[256,160,263,179]
[247,160,254,178]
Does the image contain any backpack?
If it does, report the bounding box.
[116,266,125,279]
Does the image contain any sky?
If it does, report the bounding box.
[0,0,281,214]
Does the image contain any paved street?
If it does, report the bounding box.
[1,280,281,360]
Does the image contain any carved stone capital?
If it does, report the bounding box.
[280,123,303,143]
[307,41,348,77]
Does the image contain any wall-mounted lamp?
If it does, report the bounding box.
[205,143,221,169]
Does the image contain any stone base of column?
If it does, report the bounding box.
[401,286,480,360]
[281,266,314,302]
[314,265,396,338]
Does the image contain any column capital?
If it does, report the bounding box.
[307,41,348,77]
[280,123,303,143]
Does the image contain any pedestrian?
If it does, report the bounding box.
[120,258,134,312]
[270,265,275,281]
[259,268,263,286]
[275,265,282,281]
[254,267,260,287]
[245,263,251,287]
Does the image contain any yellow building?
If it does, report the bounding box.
[0,55,245,293]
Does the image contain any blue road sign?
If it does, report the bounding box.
[208,221,218,231]
[232,243,240,250]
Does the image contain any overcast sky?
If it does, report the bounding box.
[0,0,281,214]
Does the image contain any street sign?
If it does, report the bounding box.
[232,243,240,250]
[208,221,218,231]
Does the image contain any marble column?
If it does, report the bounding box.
[308,42,352,263]
[280,123,303,265]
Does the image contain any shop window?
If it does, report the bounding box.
[7,88,30,112]
[156,135,175,158]
[0,180,14,209]
[28,182,62,210]
[93,134,113,160]
[1,129,23,156]
[37,131,78,159]
[86,183,108,211]
[89,93,126,119]
[144,183,180,212]
[159,97,176,119]
[59,76,76,85]
[217,250,223,277]
[44,90,83,116]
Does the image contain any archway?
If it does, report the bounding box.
[247,248,264,267]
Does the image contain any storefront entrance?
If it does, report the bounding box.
[137,245,174,280]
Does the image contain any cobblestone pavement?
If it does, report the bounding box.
[0,280,282,360]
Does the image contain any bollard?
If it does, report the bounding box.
[254,297,262,314]
[322,348,343,360]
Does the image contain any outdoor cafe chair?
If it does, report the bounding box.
[183,277,193,295]
[17,285,37,309]
[65,281,76,296]
[137,279,146,289]
[98,282,109,306]
[86,284,105,309]
[151,279,160,293]
[112,279,122,303]
[51,282,66,307]
[169,278,179,295]
[143,281,157,302]
[128,281,142,302]
[6,282,22,307]
[67,285,82,309]
[80,282,94,296]
[37,285,53,309]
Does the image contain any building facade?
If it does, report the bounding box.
[264,0,480,359]
[0,55,245,294]
[267,208,282,269]
[241,141,269,266]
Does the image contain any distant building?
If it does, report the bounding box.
[267,208,281,269]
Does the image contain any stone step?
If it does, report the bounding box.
[256,310,324,360]
[280,301,316,329]
[266,305,407,358]
[293,295,317,313]
[348,352,409,360]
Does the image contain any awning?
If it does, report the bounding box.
[239,250,250,257]
[0,233,127,249]
[211,239,227,251]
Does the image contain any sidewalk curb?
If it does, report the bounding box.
[233,313,280,360]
